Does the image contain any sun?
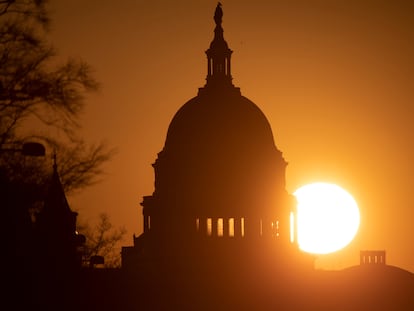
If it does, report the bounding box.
[293,182,360,254]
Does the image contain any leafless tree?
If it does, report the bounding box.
[0,0,114,192]
[78,213,127,268]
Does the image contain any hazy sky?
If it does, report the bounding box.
[47,0,414,272]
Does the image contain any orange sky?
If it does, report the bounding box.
[47,0,414,272]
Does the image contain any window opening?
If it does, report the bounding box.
[217,218,223,237]
[228,218,234,237]
[207,218,212,236]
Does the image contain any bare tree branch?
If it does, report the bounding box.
[78,213,127,268]
[0,1,113,194]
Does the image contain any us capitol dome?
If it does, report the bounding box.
[122,3,307,270]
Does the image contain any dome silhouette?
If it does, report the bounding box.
[122,3,303,269]
[165,93,277,156]
[159,85,288,221]
[149,6,291,228]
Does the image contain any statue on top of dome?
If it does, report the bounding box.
[214,2,223,26]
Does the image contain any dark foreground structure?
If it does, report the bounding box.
[11,4,414,311]
[74,263,414,311]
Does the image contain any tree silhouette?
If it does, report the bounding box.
[0,0,114,192]
[78,213,127,268]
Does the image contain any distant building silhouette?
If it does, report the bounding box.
[7,155,86,309]
[35,155,85,271]
[360,250,386,265]
[122,3,311,275]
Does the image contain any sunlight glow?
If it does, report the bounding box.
[294,182,360,254]
[290,212,295,243]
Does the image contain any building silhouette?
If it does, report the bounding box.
[5,154,85,310]
[122,3,311,275]
[35,155,85,272]
[360,250,386,265]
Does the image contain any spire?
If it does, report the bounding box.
[44,152,73,215]
[36,152,83,272]
[204,3,234,88]
[53,150,57,172]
